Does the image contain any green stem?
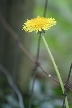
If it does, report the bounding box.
[42,35,69,108]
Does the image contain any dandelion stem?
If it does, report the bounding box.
[42,35,69,108]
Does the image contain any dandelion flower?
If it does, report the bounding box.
[22,16,56,33]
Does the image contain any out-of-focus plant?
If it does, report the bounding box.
[22,14,69,107]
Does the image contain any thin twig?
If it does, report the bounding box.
[62,63,72,108]
[39,64,72,92]
[39,64,59,84]
[36,33,41,62]
[0,64,24,108]
[29,33,41,108]
[29,0,48,107]
[0,12,35,63]
[43,0,48,17]
[65,63,72,86]
[0,12,72,93]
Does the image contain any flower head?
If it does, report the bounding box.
[22,16,56,33]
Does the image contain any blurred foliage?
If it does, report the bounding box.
[30,0,72,108]
[31,0,72,77]
[0,0,72,108]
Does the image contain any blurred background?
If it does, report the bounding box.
[0,0,72,108]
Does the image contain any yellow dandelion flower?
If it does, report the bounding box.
[22,16,56,33]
